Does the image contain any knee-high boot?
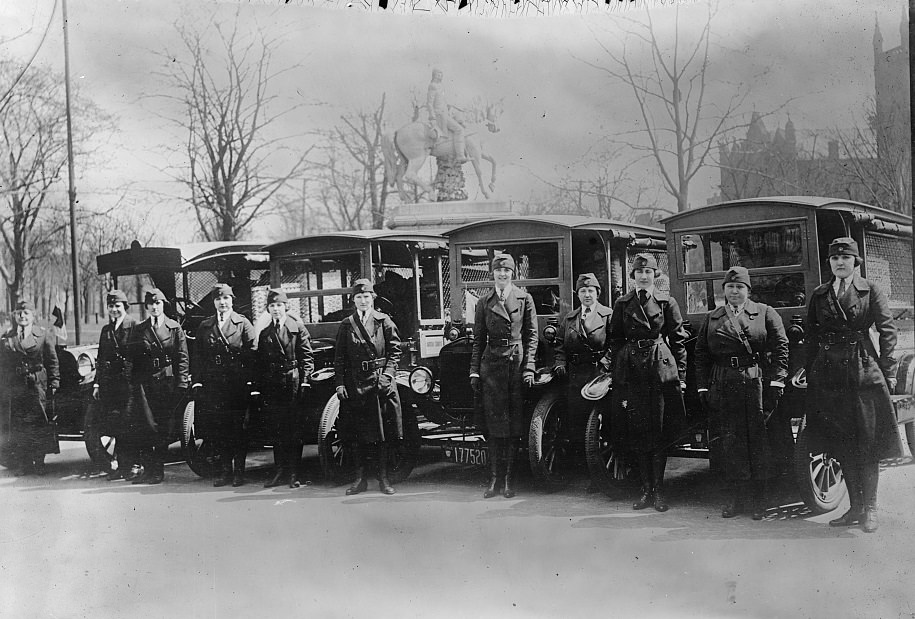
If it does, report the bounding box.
[861,461,879,533]
[265,442,287,488]
[288,441,303,488]
[378,442,395,495]
[483,439,501,499]
[346,443,367,495]
[633,453,653,510]
[652,453,669,512]
[830,449,863,526]
[503,438,518,498]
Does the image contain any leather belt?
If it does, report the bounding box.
[491,338,522,347]
[268,361,299,373]
[627,337,663,349]
[15,364,44,376]
[360,358,387,372]
[715,354,759,370]
[823,331,866,345]
[569,352,602,365]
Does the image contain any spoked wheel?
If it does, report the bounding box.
[83,401,117,470]
[528,389,573,490]
[584,406,632,496]
[318,395,348,484]
[794,421,846,514]
[181,400,220,478]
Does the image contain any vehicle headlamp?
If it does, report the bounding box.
[409,366,434,395]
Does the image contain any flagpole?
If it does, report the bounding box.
[61,0,81,345]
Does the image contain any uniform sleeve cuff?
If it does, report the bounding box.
[769,381,785,388]
[697,388,709,392]
[469,373,480,378]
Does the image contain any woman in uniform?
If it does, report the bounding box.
[694,266,788,519]
[125,288,190,485]
[257,289,314,489]
[194,283,256,488]
[334,278,403,496]
[552,272,612,458]
[0,300,60,475]
[91,290,137,480]
[470,254,538,499]
[805,237,902,533]
[607,254,688,512]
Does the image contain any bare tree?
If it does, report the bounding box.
[309,96,391,231]
[584,2,752,212]
[0,59,111,311]
[153,15,311,241]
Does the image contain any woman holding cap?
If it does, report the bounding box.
[552,273,613,453]
[194,283,256,488]
[607,254,688,512]
[334,278,404,496]
[694,266,788,519]
[257,288,314,489]
[805,237,901,533]
[125,288,190,485]
[91,290,138,480]
[0,300,60,475]
[470,254,538,499]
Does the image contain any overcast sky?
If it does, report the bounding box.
[0,0,908,241]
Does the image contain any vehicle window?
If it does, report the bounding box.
[278,253,362,323]
[684,273,806,314]
[459,241,560,284]
[865,233,913,313]
[462,285,560,319]
[680,223,804,274]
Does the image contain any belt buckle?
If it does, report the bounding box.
[498,338,510,346]
[729,356,740,369]
[638,339,652,349]
[152,357,160,370]
[214,355,223,366]
[361,360,371,372]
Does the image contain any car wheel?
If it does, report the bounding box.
[584,406,631,496]
[793,422,846,514]
[181,400,219,478]
[318,395,348,484]
[83,401,116,470]
[528,389,572,490]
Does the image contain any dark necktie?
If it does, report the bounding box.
[18,327,25,340]
[638,290,648,306]
[837,278,847,299]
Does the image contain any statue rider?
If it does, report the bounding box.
[427,68,467,163]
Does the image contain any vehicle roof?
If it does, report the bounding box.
[266,228,449,253]
[442,215,664,238]
[97,241,268,275]
[662,197,912,226]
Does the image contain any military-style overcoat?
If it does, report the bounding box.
[125,316,190,443]
[470,287,538,439]
[554,302,613,423]
[607,289,688,453]
[95,314,137,421]
[194,311,256,437]
[693,300,788,480]
[333,309,403,444]
[804,275,902,461]
[257,315,314,443]
[0,324,60,457]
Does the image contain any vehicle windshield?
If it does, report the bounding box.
[458,241,561,318]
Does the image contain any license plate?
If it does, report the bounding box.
[446,445,488,466]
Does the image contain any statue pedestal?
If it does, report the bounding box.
[388,200,513,230]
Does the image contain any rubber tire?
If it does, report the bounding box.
[318,393,420,485]
[793,422,846,514]
[181,400,220,478]
[83,400,116,469]
[528,389,571,490]
[584,406,632,496]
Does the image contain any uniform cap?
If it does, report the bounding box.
[352,278,375,295]
[143,288,167,304]
[267,289,289,305]
[212,283,234,298]
[106,290,129,305]
[490,254,515,272]
[722,266,752,288]
[14,300,35,312]
[575,273,601,292]
[629,253,659,278]
[828,237,862,265]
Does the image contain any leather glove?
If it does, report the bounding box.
[762,385,784,412]
[698,390,710,411]
[599,358,612,373]
[886,377,898,394]
[470,376,482,393]
[522,371,535,387]
[679,381,687,392]
[92,385,100,401]
[378,373,394,389]
[336,385,348,401]
[552,364,567,378]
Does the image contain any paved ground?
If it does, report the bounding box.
[1,438,913,619]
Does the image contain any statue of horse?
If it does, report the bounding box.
[382,102,502,202]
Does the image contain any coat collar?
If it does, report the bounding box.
[485,287,519,321]
[565,302,611,322]
[709,299,762,320]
